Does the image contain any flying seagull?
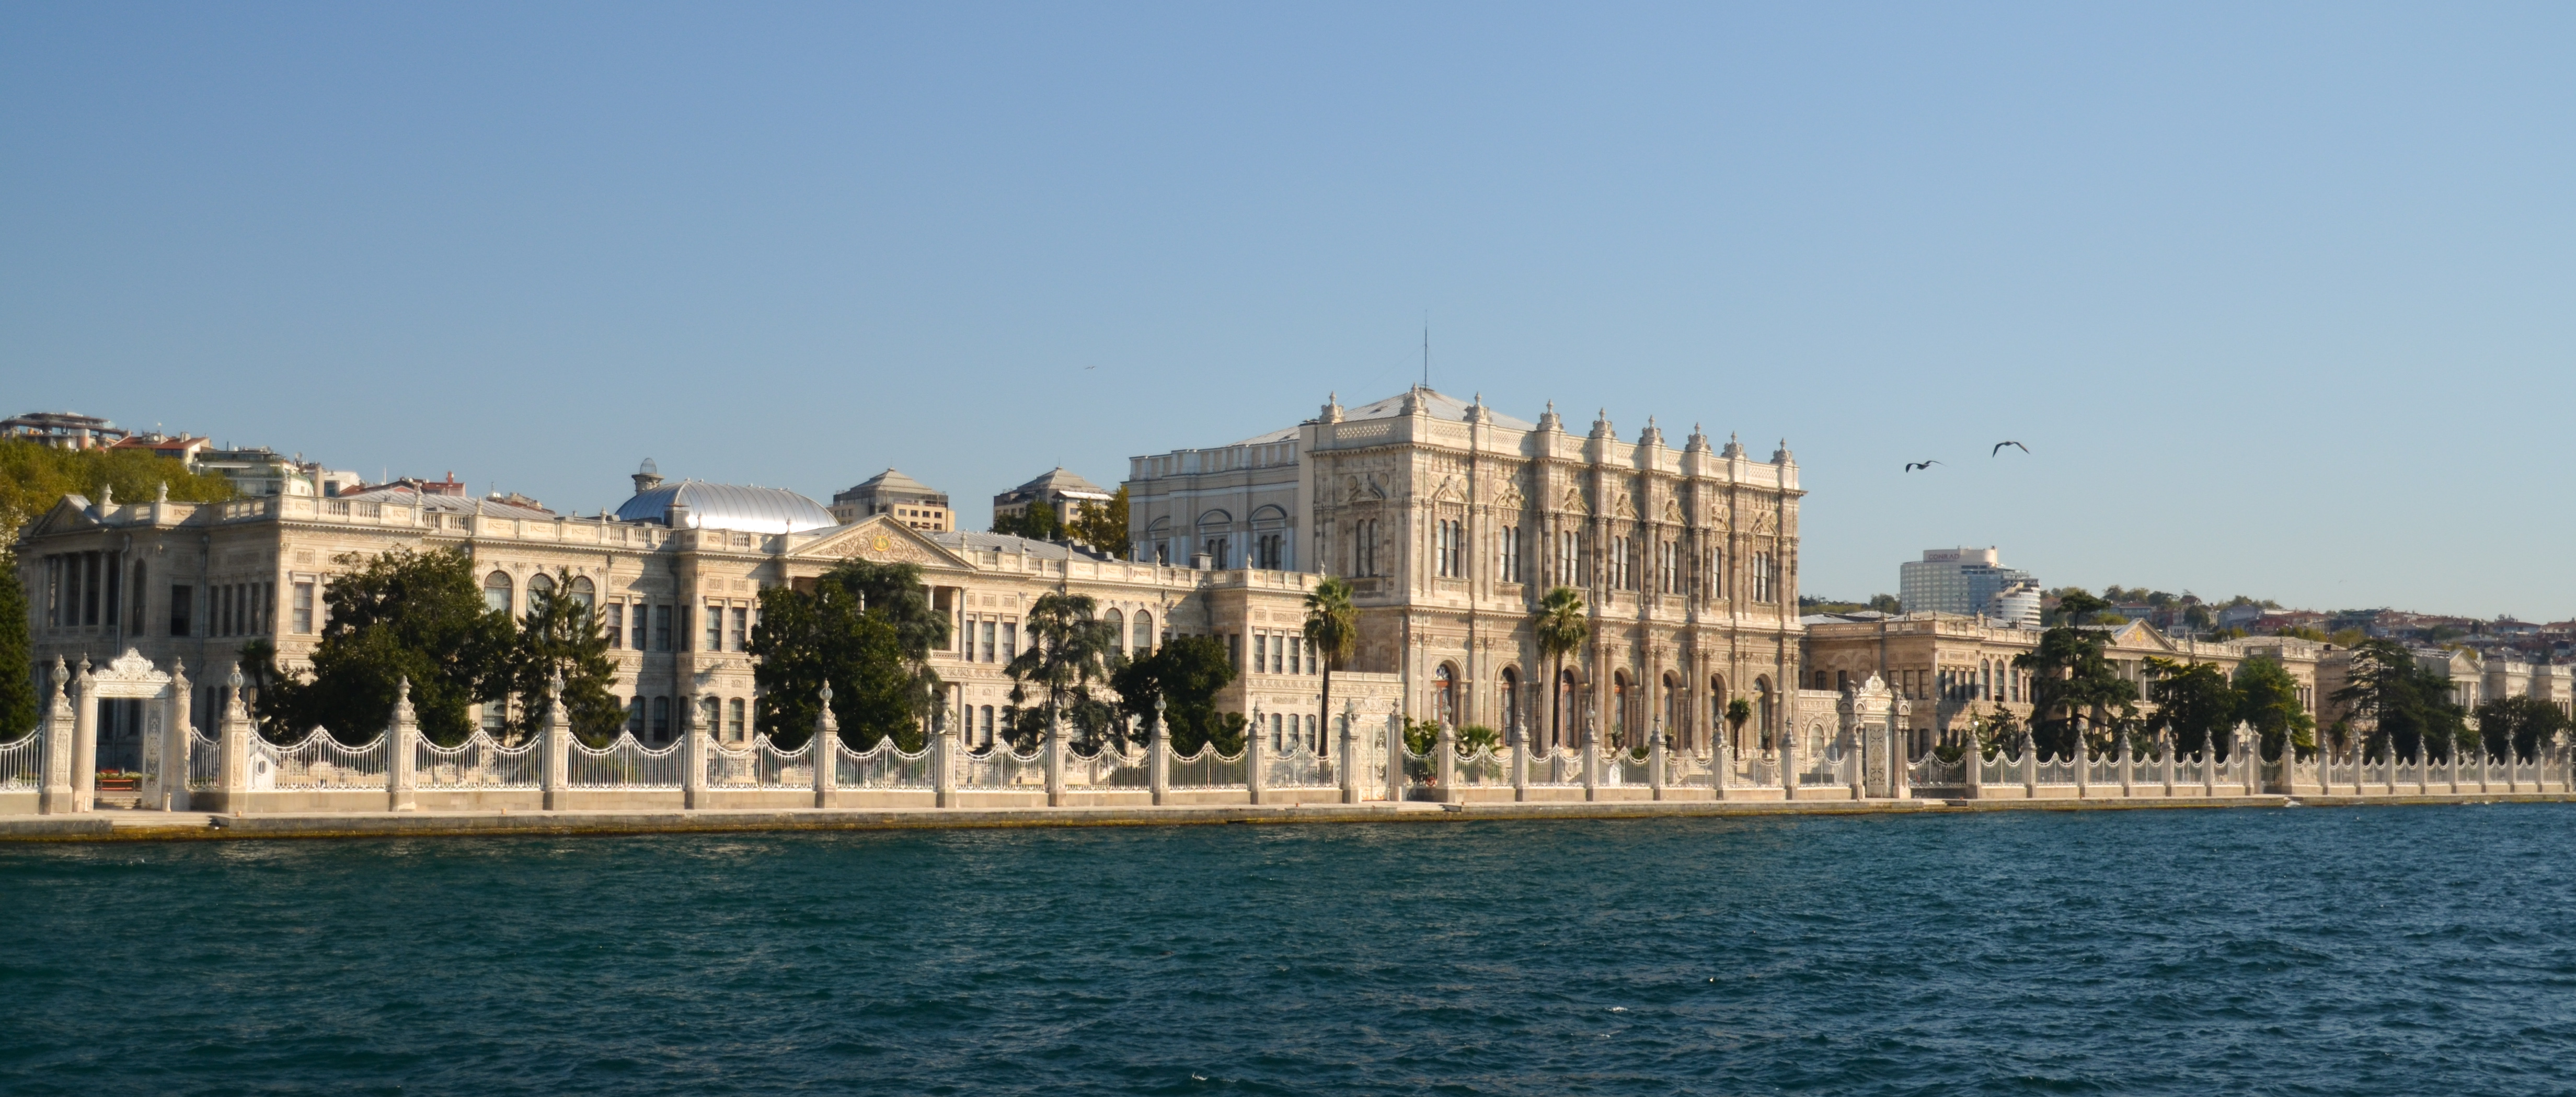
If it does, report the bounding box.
[1992,441,2028,456]
[1904,460,1940,472]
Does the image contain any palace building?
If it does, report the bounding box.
[1124,386,1809,753]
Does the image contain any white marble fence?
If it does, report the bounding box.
[6,654,2570,815]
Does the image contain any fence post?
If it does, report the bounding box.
[2021,740,2037,799]
[682,698,708,810]
[1582,722,1602,802]
[1963,737,1983,800]
[1777,724,1797,802]
[387,678,416,812]
[1339,702,1360,805]
[812,683,837,809]
[1890,719,1911,801]
[2074,736,2091,800]
[1247,705,1269,805]
[163,661,194,812]
[1511,717,1531,803]
[2117,729,2133,796]
[1650,722,1669,802]
[1385,711,1404,804]
[2156,732,2173,796]
[542,673,571,811]
[935,710,961,808]
[2240,722,2260,796]
[71,658,97,813]
[1152,697,1172,807]
[1436,722,1458,804]
[1045,703,1067,808]
[39,658,74,815]
[218,665,251,812]
[1713,730,1735,800]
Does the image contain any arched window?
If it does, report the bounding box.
[1433,662,1458,727]
[1498,667,1521,736]
[1557,669,1582,748]
[1132,611,1153,655]
[1197,510,1233,569]
[528,572,555,613]
[1105,608,1125,655]
[1612,672,1632,746]
[1663,671,1685,746]
[484,570,513,614]
[1250,505,1290,570]
[568,576,595,610]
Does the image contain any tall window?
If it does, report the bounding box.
[728,698,747,742]
[631,603,649,649]
[653,604,672,651]
[1749,552,1778,603]
[731,607,749,652]
[981,620,996,662]
[1659,540,1680,594]
[1353,519,1379,577]
[705,605,724,651]
[169,584,192,637]
[568,576,595,610]
[1436,518,1464,578]
[1256,533,1284,570]
[605,604,624,648]
[1105,609,1125,655]
[484,571,513,614]
[1132,611,1153,655]
[1555,530,1579,586]
[528,573,555,612]
[652,696,671,742]
[292,582,314,634]
[1702,545,1721,600]
[1499,524,1522,584]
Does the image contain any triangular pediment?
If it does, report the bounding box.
[20,495,101,539]
[788,515,975,570]
[2109,620,2176,652]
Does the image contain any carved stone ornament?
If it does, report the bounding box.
[1561,487,1589,515]
[1752,510,1778,535]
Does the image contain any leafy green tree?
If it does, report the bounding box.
[1111,635,1237,755]
[2012,616,2136,759]
[507,569,625,746]
[1303,576,1359,746]
[2472,694,2570,763]
[2329,639,2464,761]
[1868,593,1902,614]
[1533,586,1589,746]
[0,549,35,740]
[1457,724,1501,751]
[1402,717,1442,755]
[2232,655,2315,759]
[245,546,513,745]
[2144,658,2237,758]
[1971,705,2028,760]
[749,581,916,750]
[2275,625,2330,642]
[1067,485,1129,556]
[0,438,233,543]
[1725,697,1754,749]
[820,558,949,719]
[1003,591,1123,750]
[991,502,1062,541]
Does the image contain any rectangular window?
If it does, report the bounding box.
[1288,635,1302,676]
[292,582,315,634]
[1001,622,1017,659]
[84,552,102,626]
[728,698,746,741]
[653,604,672,652]
[631,603,649,649]
[627,696,644,736]
[706,604,723,652]
[605,604,624,648]
[980,620,995,662]
[652,695,671,740]
[104,553,121,630]
[1500,524,1521,584]
[170,585,193,637]
[1254,634,1268,675]
[677,606,692,651]
[731,607,749,652]
[1228,632,1241,670]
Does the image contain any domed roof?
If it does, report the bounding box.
[616,479,837,534]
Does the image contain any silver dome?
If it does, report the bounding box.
[616,479,838,534]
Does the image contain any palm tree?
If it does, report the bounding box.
[1303,576,1359,755]
[1533,586,1589,748]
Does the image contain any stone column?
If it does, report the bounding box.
[2202,737,2218,797]
[934,711,961,809]
[1385,711,1404,803]
[542,673,571,811]
[2157,732,2175,796]
[1510,716,1530,803]
[1713,729,1735,800]
[1889,719,1910,801]
[2477,743,2491,794]
[387,678,417,812]
[1962,736,1982,801]
[2118,729,2133,797]
[162,661,194,812]
[1435,722,1457,804]
[71,658,97,812]
[2446,742,2460,795]
[2242,723,2261,797]
[812,683,837,809]
[39,658,74,815]
[2021,739,2037,799]
[1582,722,1602,802]
[1337,702,1360,805]
[1151,698,1171,806]
[2074,735,2090,800]
[1778,724,1797,802]
[218,666,251,812]
[1044,703,1067,808]
[1650,722,1668,802]
[682,698,709,809]
[1247,705,1269,805]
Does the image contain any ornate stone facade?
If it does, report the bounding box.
[1125,386,1807,751]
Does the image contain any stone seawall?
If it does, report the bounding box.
[6,793,2574,843]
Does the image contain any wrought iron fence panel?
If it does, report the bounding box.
[416,732,540,789]
[568,733,685,789]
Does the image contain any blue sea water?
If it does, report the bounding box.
[5,805,2576,1095]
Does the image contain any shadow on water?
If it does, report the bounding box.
[5,806,2576,1095]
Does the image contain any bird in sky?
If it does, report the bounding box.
[1904,460,1940,472]
[1992,441,2029,456]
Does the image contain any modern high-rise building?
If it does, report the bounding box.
[1898,547,2038,626]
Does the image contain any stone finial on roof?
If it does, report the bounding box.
[1773,439,1794,464]
[1537,401,1563,433]
[1590,409,1613,439]
[1686,422,1711,452]
[1721,432,1745,459]
[1321,391,1343,424]
[1640,416,1663,449]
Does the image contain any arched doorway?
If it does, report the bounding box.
[1556,669,1581,748]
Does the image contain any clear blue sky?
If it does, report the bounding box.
[7,4,2572,619]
